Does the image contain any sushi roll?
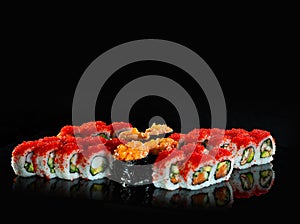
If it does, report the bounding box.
[77,144,112,180]
[208,147,234,185]
[11,136,59,177]
[180,144,215,190]
[31,137,62,179]
[108,121,133,139]
[11,140,39,177]
[54,142,81,181]
[152,148,186,190]
[229,133,257,169]
[184,128,211,146]
[250,129,276,165]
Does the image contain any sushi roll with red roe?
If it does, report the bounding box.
[180,144,215,190]
[77,144,112,180]
[249,129,276,165]
[208,147,234,185]
[11,140,39,177]
[152,148,185,190]
[108,121,133,139]
[54,142,81,181]
[229,132,256,169]
[31,137,62,179]
[184,128,211,146]
[11,136,60,178]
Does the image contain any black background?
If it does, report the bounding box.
[1,5,298,222]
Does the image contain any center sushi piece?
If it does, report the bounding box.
[77,144,112,180]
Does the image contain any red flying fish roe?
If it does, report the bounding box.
[225,128,248,138]
[75,136,107,149]
[31,140,63,175]
[12,140,39,158]
[54,142,80,171]
[168,132,186,142]
[208,147,232,161]
[184,128,211,144]
[206,134,230,148]
[108,121,132,134]
[180,151,214,181]
[208,128,225,137]
[104,138,127,153]
[181,143,206,156]
[77,144,109,167]
[249,129,271,145]
[58,125,81,137]
[154,147,177,163]
[230,133,253,149]
[78,121,107,136]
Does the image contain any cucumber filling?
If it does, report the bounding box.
[215,160,231,179]
[240,172,254,190]
[260,138,273,158]
[192,166,212,185]
[70,153,79,173]
[169,163,180,184]
[240,146,255,165]
[90,156,108,176]
[47,152,55,173]
[91,132,110,139]
[260,169,273,188]
[24,152,34,173]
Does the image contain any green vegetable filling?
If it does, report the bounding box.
[240,147,255,166]
[90,156,108,176]
[260,169,273,188]
[192,166,212,185]
[24,162,34,173]
[169,163,180,184]
[47,154,55,173]
[70,154,79,173]
[215,160,231,179]
[240,172,254,190]
[260,138,273,158]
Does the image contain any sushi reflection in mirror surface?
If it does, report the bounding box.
[12,163,275,208]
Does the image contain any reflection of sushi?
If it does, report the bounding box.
[178,187,212,208]
[229,163,275,199]
[76,178,110,200]
[151,188,184,208]
[210,181,234,208]
[12,176,38,192]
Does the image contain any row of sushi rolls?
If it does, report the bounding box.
[11,120,275,206]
